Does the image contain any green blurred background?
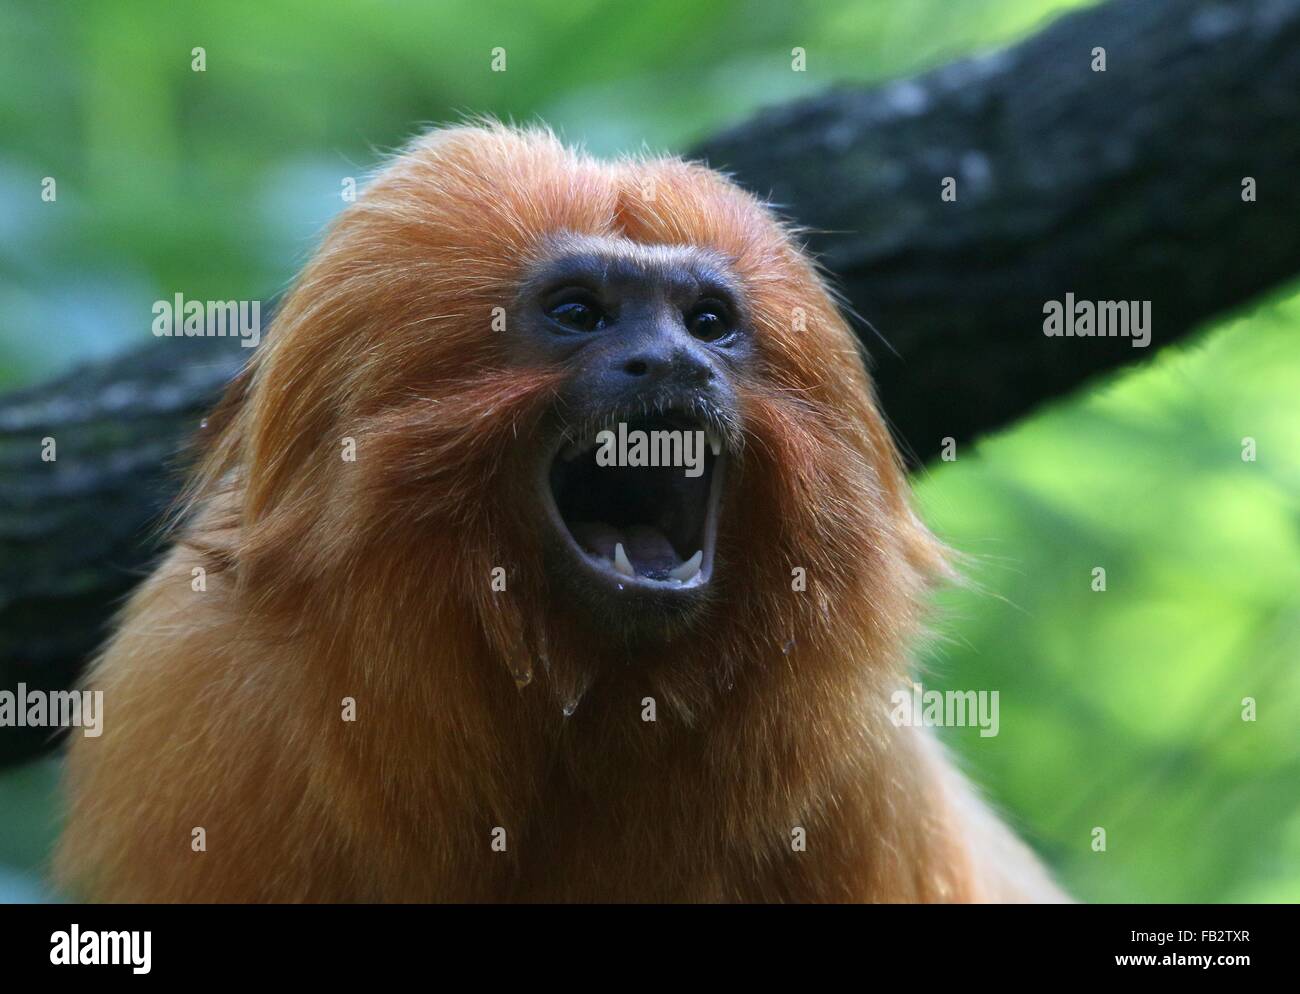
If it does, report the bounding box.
[1,0,1296,903]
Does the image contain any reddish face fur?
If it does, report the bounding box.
[57,124,1064,902]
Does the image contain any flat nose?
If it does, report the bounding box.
[618,343,714,388]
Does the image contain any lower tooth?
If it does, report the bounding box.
[669,550,703,581]
[612,543,636,578]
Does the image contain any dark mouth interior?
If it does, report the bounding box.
[550,415,715,581]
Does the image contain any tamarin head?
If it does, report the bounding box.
[190,122,943,719]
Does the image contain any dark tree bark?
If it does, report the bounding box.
[0,339,244,762]
[3,0,1299,763]
[693,0,1300,465]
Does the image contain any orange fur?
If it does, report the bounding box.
[56,123,1065,902]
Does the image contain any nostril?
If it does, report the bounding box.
[624,359,649,377]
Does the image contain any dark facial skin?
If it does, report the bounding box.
[509,236,754,637]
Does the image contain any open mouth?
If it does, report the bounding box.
[545,414,726,591]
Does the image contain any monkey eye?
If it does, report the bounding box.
[685,301,734,343]
[545,293,607,333]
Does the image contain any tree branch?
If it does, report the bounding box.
[693,0,1300,464]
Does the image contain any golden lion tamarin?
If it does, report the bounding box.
[57,123,1065,902]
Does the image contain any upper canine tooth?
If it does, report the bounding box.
[707,430,722,457]
[669,550,703,581]
[613,543,635,578]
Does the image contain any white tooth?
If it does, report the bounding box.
[707,430,722,457]
[669,550,703,581]
[613,543,635,578]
